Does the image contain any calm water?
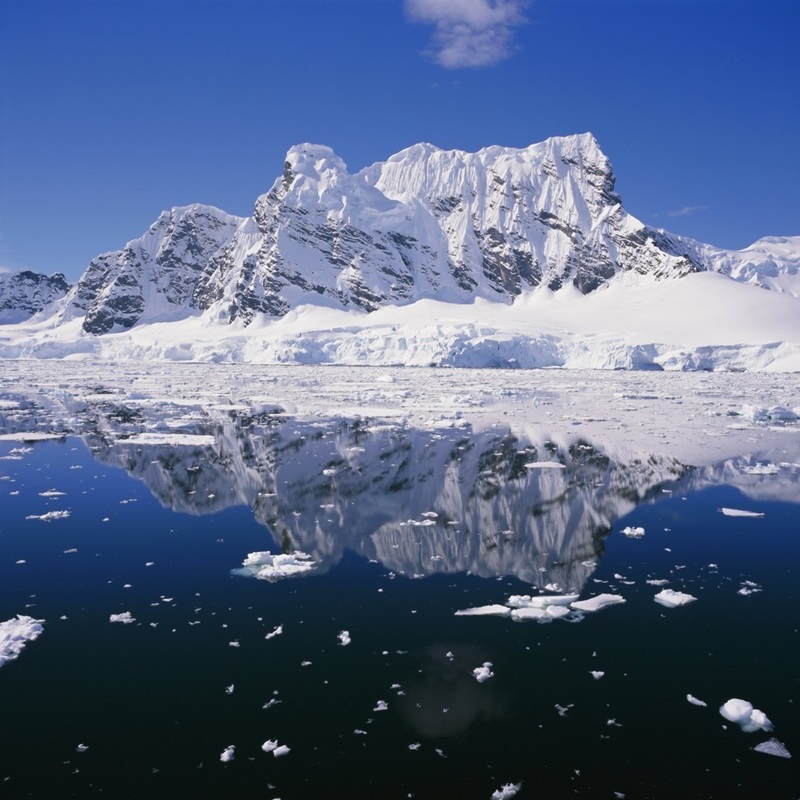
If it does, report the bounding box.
[1,406,798,798]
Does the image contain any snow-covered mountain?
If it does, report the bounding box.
[2,133,799,369]
[0,270,71,324]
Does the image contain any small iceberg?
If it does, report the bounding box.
[491,783,521,799]
[622,526,645,538]
[472,662,494,683]
[454,605,511,617]
[0,615,45,668]
[753,738,791,759]
[720,507,765,518]
[654,589,697,608]
[687,694,707,707]
[220,745,235,762]
[570,594,626,613]
[719,698,773,732]
[109,611,136,624]
[233,551,317,581]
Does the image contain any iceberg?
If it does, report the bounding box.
[0,615,45,668]
[753,738,791,758]
[719,698,773,732]
[233,550,317,581]
[654,589,697,608]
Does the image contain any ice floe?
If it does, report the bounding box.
[454,604,511,617]
[109,611,136,624]
[219,745,235,762]
[0,615,44,668]
[590,671,605,680]
[654,589,697,608]
[373,700,388,711]
[472,662,494,683]
[491,783,521,799]
[25,510,70,522]
[233,551,317,581]
[753,738,791,758]
[719,698,773,732]
[265,625,283,640]
[686,694,707,707]
[570,594,626,613]
[261,740,290,757]
[622,526,645,537]
[337,630,351,646]
[720,507,765,518]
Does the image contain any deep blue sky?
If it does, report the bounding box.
[2,0,798,281]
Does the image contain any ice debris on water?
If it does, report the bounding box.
[25,510,70,522]
[687,694,707,707]
[109,612,136,624]
[75,744,89,753]
[753,738,791,758]
[337,630,351,646]
[374,700,388,711]
[590,671,605,680]
[570,594,626,613]
[220,745,235,762]
[472,662,494,683]
[262,740,290,757]
[454,605,511,617]
[719,698,773,732]
[491,782,521,799]
[0,615,44,667]
[654,589,697,608]
[265,625,283,640]
[233,551,317,581]
[622,526,645,537]
[720,507,765,518]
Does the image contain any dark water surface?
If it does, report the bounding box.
[1,416,798,798]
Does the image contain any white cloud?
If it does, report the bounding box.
[406,0,527,69]
[667,205,709,218]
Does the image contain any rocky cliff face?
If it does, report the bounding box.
[8,133,798,334]
[0,270,71,323]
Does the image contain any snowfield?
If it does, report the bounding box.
[1,269,799,371]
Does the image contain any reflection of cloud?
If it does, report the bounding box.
[406,0,527,69]
[667,205,709,218]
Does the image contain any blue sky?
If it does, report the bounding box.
[2,0,798,281]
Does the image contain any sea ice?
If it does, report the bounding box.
[265,625,283,639]
[233,551,317,581]
[220,745,235,762]
[472,662,494,683]
[570,594,626,613]
[373,700,388,711]
[454,604,511,617]
[719,698,773,732]
[0,615,44,668]
[654,589,697,608]
[338,630,351,645]
[687,694,707,707]
[109,612,135,624]
[507,594,578,608]
[590,671,605,680]
[720,507,765,518]
[622,526,645,537]
[491,783,521,799]
[25,510,70,522]
[753,738,791,758]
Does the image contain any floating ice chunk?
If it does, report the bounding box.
[0,615,44,667]
[374,700,388,711]
[491,782,521,799]
[525,461,564,470]
[687,694,707,707]
[753,738,791,758]
[472,662,494,683]
[622,526,645,538]
[590,671,605,680]
[233,551,317,581]
[338,630,351,646]
[455,605,511,617]
[265,625,283,639]
[228,641,240,648]
[261,739,278,753]
[75,744,89,753]
[39,489,66,497]
[408,742,421,751]
[570,594,626,613]
[545,605,571,619]
[720,507,765,518]
[510,607,547,621]
[654,589,697,608]
[123,433,216,447]
[273,744,290,757]
[220,745,235,762]
[737,581,762,596]
[743,463,780,475]
[109,611,135,624]
[646,579,670,586]
[555,704,573,717]
[25,510,70,522]
[719,698,773,732]
[225,684,234,694]
[507,594,578,609]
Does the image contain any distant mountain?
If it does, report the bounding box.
[2,133,798,370]
[0,270,71,324]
